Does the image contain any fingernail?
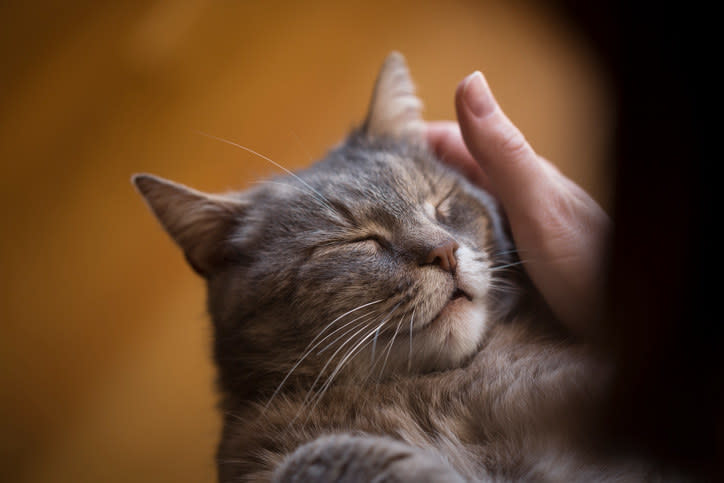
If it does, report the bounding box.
[461,71,492,117]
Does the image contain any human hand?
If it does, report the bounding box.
[426,72,611,334]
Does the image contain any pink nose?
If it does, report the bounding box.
[424,239,459,274]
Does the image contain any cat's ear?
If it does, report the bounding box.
[362,51,424,140]
[132,173,245,277]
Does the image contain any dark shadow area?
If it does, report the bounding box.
[553,2,721,479]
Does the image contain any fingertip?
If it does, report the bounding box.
[453,72,535,170]
[456,71,496,119]
[452,77,545,212]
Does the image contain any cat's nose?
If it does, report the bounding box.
[423,239,459,274]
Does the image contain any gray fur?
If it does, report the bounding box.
[134,53,664,482]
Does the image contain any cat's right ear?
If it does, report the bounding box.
[132,173,245,277]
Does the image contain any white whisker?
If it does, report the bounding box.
[303,311,396,420]
[264,299,383,409]
[408,308,415,372]
[370,325,381,363]
[300,317,380,409]
[490,260,527,271]
[316,311,378,355]
[196,131,337,213]
[310,299,383,352]
[298,302,401,421]
[377,315,405,379]
[285,317,378,428]
[252,180,321,198]
[493,248,527,257]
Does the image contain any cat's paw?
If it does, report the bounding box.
[272,433,466,483]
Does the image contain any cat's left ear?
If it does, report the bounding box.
[362,51,424,141]
[132,173,246,277]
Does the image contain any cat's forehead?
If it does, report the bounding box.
[244,140,463,238]
[313,145,442,201]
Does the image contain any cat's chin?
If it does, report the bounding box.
[423,289,473,330]
[417,298,488,370]
[348,299,488,380]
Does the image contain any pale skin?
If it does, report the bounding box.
[426,71,611,335]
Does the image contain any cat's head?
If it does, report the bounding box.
[134,53,522,401]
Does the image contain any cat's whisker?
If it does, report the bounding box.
[301,303,401,415]
[492,247,528,257]
[362,301,400,367]
[263,300,383,410]
[264,311,380,411]
[300,315,383,409]
[489,271,523,281]
[488,280,520,293]
[196,131,338,214]
[366,299,403,365]
[316,311,380,356]
[285,320,378,429]
[489,270,524,280]
[252,180,321,198]
[376,315,405,380]
[303,309,399,422]
[360,320,399,386]
[289,317,380,427]
[489,259,528,271]
[370,325,382,363]
[368,305,416,382]
[309,300,384,353]
[488,275,521,289]
[490,274,521,285]
[408,309,415,372]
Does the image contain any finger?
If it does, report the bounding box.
[454,71,550,211]
[424,121,492,193]
[425,121,475,165]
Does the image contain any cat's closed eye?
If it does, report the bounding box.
[349,235,387,251]
[433,186,457,222]
[434,199,452,223]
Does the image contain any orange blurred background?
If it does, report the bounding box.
[0,2,612,482]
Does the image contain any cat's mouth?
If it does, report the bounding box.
[421,287,473,330]
[450,288,472,303]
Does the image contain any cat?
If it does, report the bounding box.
[133,53,653,482]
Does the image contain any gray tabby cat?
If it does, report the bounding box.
[134,53,648,482]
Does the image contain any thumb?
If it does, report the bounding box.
[454,72,552,213]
